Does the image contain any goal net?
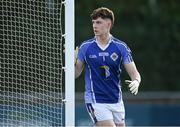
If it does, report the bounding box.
[0,0,63,126]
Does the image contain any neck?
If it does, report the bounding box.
[96,33,111,46]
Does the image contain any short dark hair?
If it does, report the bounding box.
[91,7,114,25]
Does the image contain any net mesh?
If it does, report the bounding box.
[0,0,63,126]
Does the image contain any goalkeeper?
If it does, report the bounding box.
[75,7,141,127]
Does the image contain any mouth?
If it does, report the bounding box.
[94,30,98,33]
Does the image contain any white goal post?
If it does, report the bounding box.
[64,0,75,126]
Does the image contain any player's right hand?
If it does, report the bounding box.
[74,46,79,64]
[63,44,78,64]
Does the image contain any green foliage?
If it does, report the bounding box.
[75,0,180,91]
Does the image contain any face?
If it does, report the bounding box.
[92,17,112,36]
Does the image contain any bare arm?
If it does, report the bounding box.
[75,59,84,79]
[124,61,141,83]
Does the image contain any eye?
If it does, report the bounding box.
[96,21,101,24]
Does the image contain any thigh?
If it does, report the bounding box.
[96,119,116,127]
[86,103,113,123]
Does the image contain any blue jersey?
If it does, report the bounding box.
[78,36,133,103]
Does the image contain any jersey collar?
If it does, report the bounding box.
[95,34,113,51]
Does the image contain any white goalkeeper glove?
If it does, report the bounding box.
[74,46,79,64]
[125,80,140,95]
[63,44,79,64]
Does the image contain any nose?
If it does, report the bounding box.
[93,26,97,33]
[93,25,95,30]
[93,22,97,28]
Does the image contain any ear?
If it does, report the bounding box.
[107,20,112,29]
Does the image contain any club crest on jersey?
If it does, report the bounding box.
[111,52,118,61]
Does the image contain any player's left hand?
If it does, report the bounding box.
[125,80,140,95]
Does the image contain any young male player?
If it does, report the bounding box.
[75,7,141,127]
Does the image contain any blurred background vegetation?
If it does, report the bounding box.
[75,0,180,92]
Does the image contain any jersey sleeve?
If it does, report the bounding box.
[122,45,133,63]
[119,43,133,64]
[77,42,89,62]
[77,45,85,62]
